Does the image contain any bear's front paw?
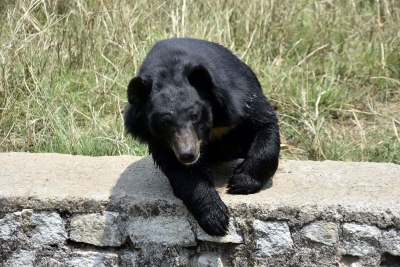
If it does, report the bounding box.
[196,199,230,236]
[227,172,263,194]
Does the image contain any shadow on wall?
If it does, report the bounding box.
[96,156,274,250]
[107,156,274,211]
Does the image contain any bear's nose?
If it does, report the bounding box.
[179,151,196,164]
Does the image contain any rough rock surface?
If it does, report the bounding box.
[302,221,338,246]
[0,212,21,241]
[342,223,381,256]
[30,210,67,245]
[70,212,124,246]
[1,152,400,266]
[253,220,293,257]
[197,252,223,267]
[67,252,119,267]
[127,216,196,247]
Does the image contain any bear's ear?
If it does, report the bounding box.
[187,65,213,90]
[127,76,150,105]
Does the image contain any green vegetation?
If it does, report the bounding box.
[0,0,399,163]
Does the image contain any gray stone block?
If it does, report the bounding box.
[342,223,381,256]
[7,250,36,267]
[303,221,338,246]
[67,251,119,267]
[30,211,66,245]
[127,216,196,247]
[253,220,293,257]
[381,229,400,256]
[70,212,124,246]
[120,252,137,267]
[198,252,224,267]
[0,212,21,241]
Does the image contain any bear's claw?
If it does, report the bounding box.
[227,173,263,194]
[196,199,230,236]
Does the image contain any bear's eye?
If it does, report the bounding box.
[160,118,171,128]
[189,114,198,121]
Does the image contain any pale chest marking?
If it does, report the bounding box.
[209,126,235,141]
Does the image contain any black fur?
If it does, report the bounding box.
[124,38,280,236]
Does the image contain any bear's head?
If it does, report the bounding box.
[126,65,215,165]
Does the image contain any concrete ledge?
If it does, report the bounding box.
[1,153,400,266]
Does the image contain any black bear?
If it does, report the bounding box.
[124,38,280,236]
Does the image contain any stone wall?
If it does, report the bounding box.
[1,153,400,266]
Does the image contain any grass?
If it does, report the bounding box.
[0,0,399,163]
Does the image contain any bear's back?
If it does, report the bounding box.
[138,38,261,93]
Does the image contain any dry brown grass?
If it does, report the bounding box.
[0,0,399,163]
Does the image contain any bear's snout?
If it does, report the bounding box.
[171,129,200,165]
[177,147,197,164]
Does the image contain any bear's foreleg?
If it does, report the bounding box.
[151,148,230,236]
[227,124,280,194]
